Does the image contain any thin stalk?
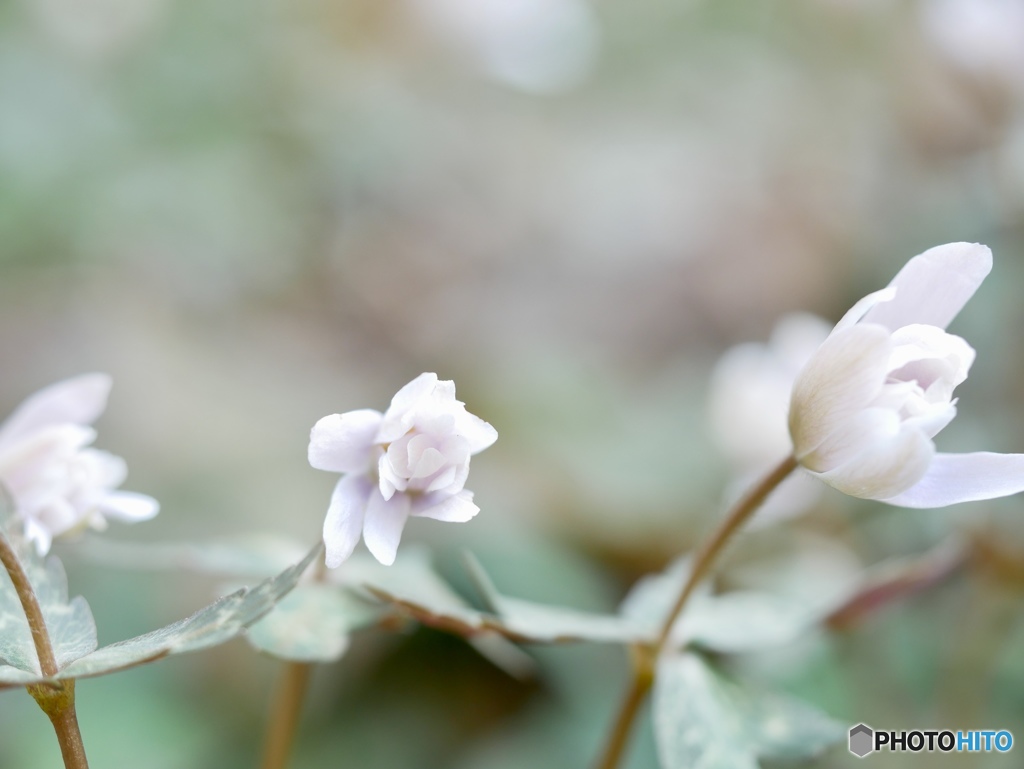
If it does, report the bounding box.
[260,662,313,769]
[0,532,90,769]
[0,532,58,676]
[592,455,798,769]
[259,556,325,769]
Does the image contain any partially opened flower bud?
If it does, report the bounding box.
[789,242,1024,508]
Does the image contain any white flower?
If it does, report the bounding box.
[790,241,1024,507]
[309,373,498,567]
[922,0,1024,92]
[710,313,831,522]
[0,374,160,554]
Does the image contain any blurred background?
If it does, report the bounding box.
[2,0,1024,766]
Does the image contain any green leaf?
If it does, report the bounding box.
[0,542,319,686]
[0,534,98,683]
[58,544,319,679]
[340,547,535,676]
[653,653,843,769]
[346,547,490,636]
[464,553,639,644]
[684,592,813,654]
[247,583,380,663]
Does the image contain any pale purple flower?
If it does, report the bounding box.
[790,242,1024,507]
[0,374,159,554]
[309,373,497,567]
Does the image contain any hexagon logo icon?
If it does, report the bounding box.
[849,723,874,758]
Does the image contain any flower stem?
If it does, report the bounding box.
[259,555,324,769]
[0,532,90,769]
[0,533,59,677]
[260,661,313,769]
[592,454,798,769]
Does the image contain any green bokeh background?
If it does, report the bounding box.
[2,0,1024,766]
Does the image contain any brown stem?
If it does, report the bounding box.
[0,532,59,676]
[591,455,798,769]
[653,455,798,651]
[31,681,90,769]
[0,532,90,769]
[260,662,313,769]
[259,554,325,769]
[592,646,655,769]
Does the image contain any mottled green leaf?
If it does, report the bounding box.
[0,532,97,683]
[58,544,319,679]
[0,542,318,685]
[464,553,638,643]
[653,653,843,769]
[345,547,490,636]
[684,592,813,654]
[247,583,380,662]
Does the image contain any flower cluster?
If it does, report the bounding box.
[309,373,498,567]
[0,374,159,554]
[789,242,1024,508]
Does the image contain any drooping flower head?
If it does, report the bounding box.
[0,374,160,554]
[790,242,1024,508]
[309,373,498,567]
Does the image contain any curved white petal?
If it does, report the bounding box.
[883,452,1024,508]
[801,407,901,473]
[100,491,160,522]
[412,489,479,522]
[24,519,53,555]
[308,409,382,474]
[362,489,411,566]
[0,374,111,449]
[816,427,934,500]
[454,411,499,454]
[862,242,992,332]
[389,373,442,413]
[323,474,372,568]
[789,324,893,459]
[832,286,898,334]
[380,374,440,441]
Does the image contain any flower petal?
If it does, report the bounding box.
[861,242,992,332]
[789,324,893,460]
[801,407,901,473]
[882,452,1024,508]
[816,427,934,500]
[454,411,499,454]
[378,373,442,443]
[323,474,372,568]
[100,491,160,522]
[362,489,411,566]
[832,287,897,334]
[308,409,382,474]
[412,489,480,522]
[0,374,111,448]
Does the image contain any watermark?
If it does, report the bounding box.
[848,724,1013,758]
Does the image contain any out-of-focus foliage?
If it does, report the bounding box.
[3,0,1024,766]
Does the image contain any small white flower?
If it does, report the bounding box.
[0,374,160,554]
[710,313,831,522]
[790,242,1024,507]
[309,373,497,567]
[922,0,1024,92]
